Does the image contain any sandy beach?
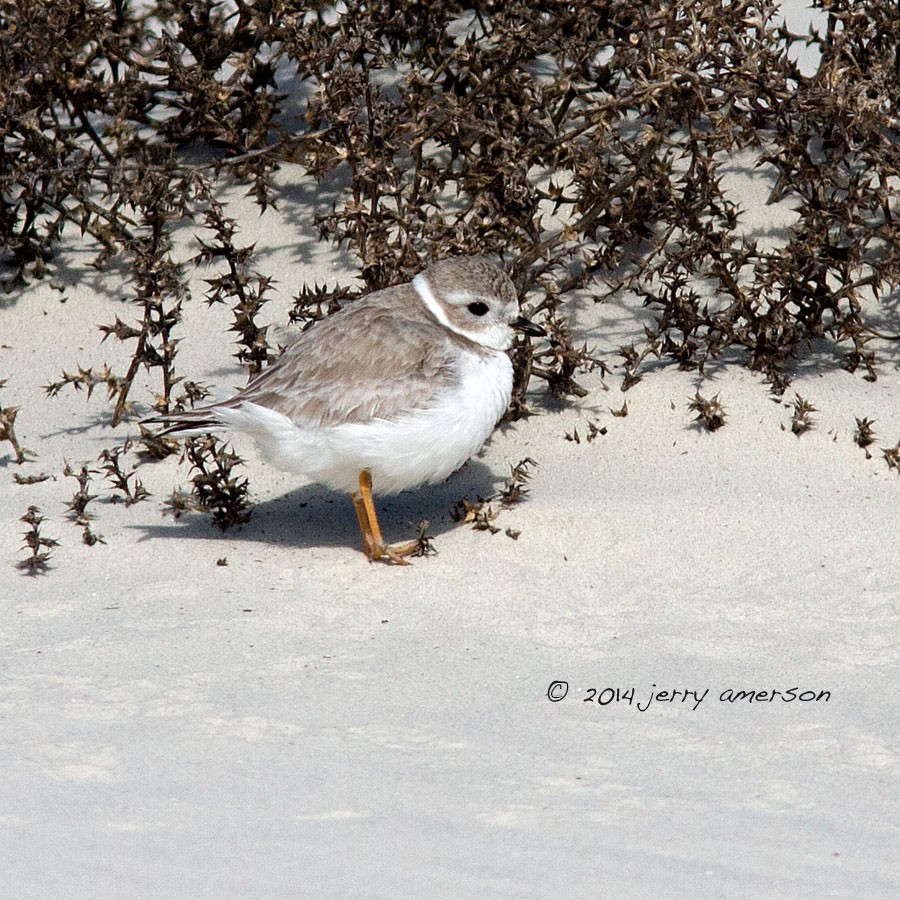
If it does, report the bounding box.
[2,2,898,898]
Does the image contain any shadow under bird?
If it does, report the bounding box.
[144,256,545,564]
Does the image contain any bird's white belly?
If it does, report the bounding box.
[224,349,514,494]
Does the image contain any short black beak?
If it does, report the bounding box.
[513,315,546,338]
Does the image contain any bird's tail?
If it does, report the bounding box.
[141,407,228,438]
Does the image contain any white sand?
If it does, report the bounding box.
[2,8,898,899]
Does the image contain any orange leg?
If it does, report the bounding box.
[351,490,376,561]
[350,469,419,565]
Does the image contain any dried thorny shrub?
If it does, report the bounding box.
[45,365,126,406]
[451,497,501,535]
[410,519,437,558]
[499,457,538,507]
[883,442,900,476]
[63,462,98,523]
[565,421,605,444]
[789,393,817,436]
[63,462,106,546]
[0,379,31,463]
[98,442,150,505]
[605,1,900,393]
[688,392,727,432]
[15,506,58,574]
[194,186,278,376]
[451,456,537,536]
[288,0,900,394]
[12,471,51,486]
[162,487,198,521]
[2,0,900,547]
[100,168,191,425]
[0,0,287,287]
[4,0,898,400]
[184,435,252,531]
[854,416,875,458]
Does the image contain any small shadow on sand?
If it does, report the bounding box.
[133,459,504,553]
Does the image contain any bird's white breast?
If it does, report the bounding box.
[326,347,514,494]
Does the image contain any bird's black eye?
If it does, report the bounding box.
[467,301,489,317]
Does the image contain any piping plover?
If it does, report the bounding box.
[145,256,545,564]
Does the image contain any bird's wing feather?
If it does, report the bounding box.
[230,294,459,428]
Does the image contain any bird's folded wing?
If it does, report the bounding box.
[234,305,459,428]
